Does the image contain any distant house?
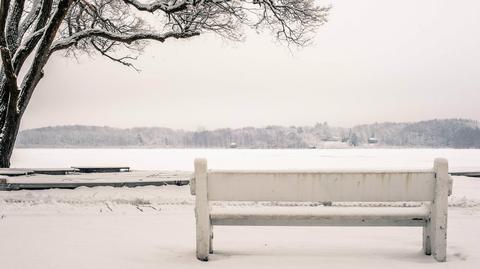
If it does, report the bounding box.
[330,136,341,142]
[229,142,237,148]
[321,136,341,142]
[368,137,378,144]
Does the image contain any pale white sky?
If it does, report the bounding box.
[19,0,480,131]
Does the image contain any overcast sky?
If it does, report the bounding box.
[19,0,480,131]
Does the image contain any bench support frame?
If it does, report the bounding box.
[429,158,449,262]
[194,159,211,261]
[193,158,450,262]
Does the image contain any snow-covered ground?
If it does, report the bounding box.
[2,149,480,268]
[0,175,479,269]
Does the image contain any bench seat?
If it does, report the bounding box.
[211,206,429,226]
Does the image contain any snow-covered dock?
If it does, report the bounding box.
[71,166,131,173]
[451,172,480,178]
[0,168,79,176]
[0,169,33,176]
[0,170,191,191]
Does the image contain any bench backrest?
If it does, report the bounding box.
[207,170,435,202]
[192,158,449,203]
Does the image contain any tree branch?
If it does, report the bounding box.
[12,27,46,73]
[17,0,43,44]
[13,0,53,74]
[5,0,26,52]
[0,0,19,94]
[18,0,74,114]
[122,0,191,14]
[50,29,200,54]
[91,39,141,72]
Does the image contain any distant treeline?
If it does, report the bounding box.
[15,119,480,149]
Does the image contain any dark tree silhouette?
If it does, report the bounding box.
[0,0,330,167]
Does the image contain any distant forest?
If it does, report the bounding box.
[15,119,480,149]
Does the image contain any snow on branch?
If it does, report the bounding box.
[50,29,200,53]
[5,0,26,52]
[124,0,330,46]
[12,27,46,72]
[47,0,328,67]
[17,0,43,43]
[122,0,203,14]
[18,0,74,112]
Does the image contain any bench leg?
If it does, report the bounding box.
[431,158,449,262]
[196,212,211,261]
[195,159,210,261]
[197,217,211,261]
[431,209,447,261]
[431,207,447,262]
[423,220,431,255]
[209,226,214,254]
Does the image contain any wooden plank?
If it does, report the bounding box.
[1,168,77,176]
[0,180,189,191]
[11,168,79,175]
[450,172,480,178]
[211,206,429,227]
[212,213,427,227]
[71,166,130,173]
[207,171,436,202]
[31,168,78,175]
[0,169,34,176]
[211,169,434,174]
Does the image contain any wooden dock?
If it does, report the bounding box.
[450,172,480,178]
[71,166,130,173]
[30,168,78,175]
[0,169,34,176]
[0,180,189,191]
[0,170,191,191]
[1,168,78,176]
[1,167,129,175]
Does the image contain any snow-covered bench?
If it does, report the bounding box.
[191,158,452,262]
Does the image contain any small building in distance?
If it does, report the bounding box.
[368,137,378,144]
[229,142,237,148]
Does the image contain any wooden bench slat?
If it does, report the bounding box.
[211,206,429,227]
[207,171,436,202]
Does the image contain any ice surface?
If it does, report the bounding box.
[10,148,480,171]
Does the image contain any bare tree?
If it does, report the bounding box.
[0,0,329,167]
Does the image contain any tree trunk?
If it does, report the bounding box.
[0,126,20,168]
[0,115,21,168]
[0,135,15,168]
[0,92,22,168]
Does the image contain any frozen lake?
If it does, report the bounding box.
[10,148,480,172]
